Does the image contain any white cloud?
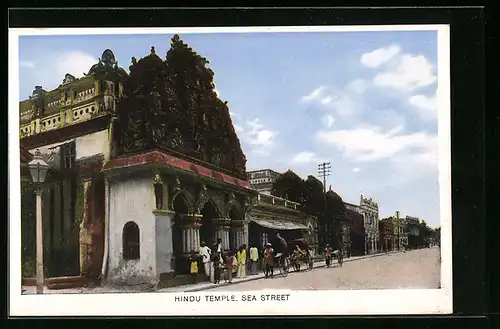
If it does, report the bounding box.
[321,96,332,104]
[360,45,401,68]
[352,168,361,172]
[55,51,98,81]
[301,84,364,121]
[302,86,327,101]
[20,61,35,69]
[247,118,264,131]
[21,50,98,94]
[409,93,437,121]
[347,79,368,94]
[316,126,437,163]
[251,129,275,146]
[237,118,276,157]
[229,110,238,118]
[291,152,318,164]
[321,115,335,128]
[316,125,438,185]
[373,54,437,91]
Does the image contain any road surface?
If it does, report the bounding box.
[209,247,441,291]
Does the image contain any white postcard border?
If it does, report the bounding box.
[8,25,452,316]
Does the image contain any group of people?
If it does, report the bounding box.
[191,239,261,284]
[189,234,350,284]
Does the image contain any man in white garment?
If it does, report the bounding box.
[216,238,224,263]
[199,241,213,282]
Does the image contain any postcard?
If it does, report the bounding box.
[9,25,452,316]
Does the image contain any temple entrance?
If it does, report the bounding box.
[200,202,217,249]
[172,194,189,274]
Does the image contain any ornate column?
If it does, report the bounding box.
[79,178,92,276]
[181,214,202,253]
[230,220,245,249]
[213,218,231,251]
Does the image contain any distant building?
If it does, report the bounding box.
[394,211,408,250]
[379,218,395,251]
[247,169,282,194]
[360,195,380,254]
[345,202,365,256]
[405,216,420,249]
[405,216,420,236]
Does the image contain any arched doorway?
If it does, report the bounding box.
[199,201,217,249]
[172,193,189,273]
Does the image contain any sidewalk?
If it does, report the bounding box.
[22,250,400,294]
[157,250,399,293]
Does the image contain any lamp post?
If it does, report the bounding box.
[28,149,50,294]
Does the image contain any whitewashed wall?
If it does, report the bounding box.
[29,129,110,169]
[108,176,157,285]
[75,130,110,160]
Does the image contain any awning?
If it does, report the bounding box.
[250,217,310,231]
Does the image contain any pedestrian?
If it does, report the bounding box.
[189,250,199,284]
[263,242,275,278]
[236,245,247,278]
[215,238,224,263]
[212,252,221,284]
[324,244,332,268]
[249,245,259,275]
[225,250,235,283]
[199,241,212,282]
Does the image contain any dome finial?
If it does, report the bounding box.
[151,46,156,55]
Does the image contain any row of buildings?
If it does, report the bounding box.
[18,36,427,290]
[248,169,425,255]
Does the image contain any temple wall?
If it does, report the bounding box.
[107,175,157,286]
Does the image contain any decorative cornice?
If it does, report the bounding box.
[152,209,176,216]
[102,150,254,193]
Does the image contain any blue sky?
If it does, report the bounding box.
[18,31,441,227]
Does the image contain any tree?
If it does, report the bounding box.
[303,175,325,215]
[418,220,432,247]
[271,170,305,203]
[270,172,349,249]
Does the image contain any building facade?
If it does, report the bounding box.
[247,193,318,255]
[360,195,380,254]
[20,49,128,281]
[379,218,394,252]
[247,169,282,194]
[345,202,365,256]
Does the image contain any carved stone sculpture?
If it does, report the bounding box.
[112,35,248,180]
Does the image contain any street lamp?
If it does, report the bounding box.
[28,149,50,294]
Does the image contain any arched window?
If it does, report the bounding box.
[123,221,140,260]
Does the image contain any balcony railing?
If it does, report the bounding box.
[257,193,300,210]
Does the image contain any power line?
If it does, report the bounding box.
[317,162,331,193]
[318,162,331,247]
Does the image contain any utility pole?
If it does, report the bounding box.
[318,162,331,247]
[396,210,400,251]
